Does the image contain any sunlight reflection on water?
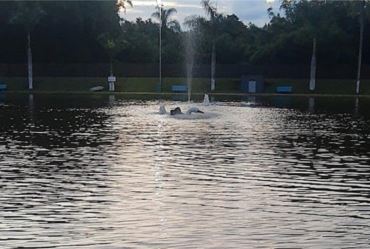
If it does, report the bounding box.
[0,95,370,248]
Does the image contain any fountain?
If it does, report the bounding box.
[185,31,195,103]
[159,105,167,115]
[203,94,210,106]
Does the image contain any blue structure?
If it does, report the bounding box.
[276,86,293,93]
[0,83,7,91]
[171,84,187,93]
[241,75,264,93]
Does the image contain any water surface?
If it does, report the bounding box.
[1,94,370,248]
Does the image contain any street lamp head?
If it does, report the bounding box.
[156,0,162,6]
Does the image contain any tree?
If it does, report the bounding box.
[1,0,370,84]
[98,33,127,76]
[117,0,133,12]
[151,6,180,91]
[10,1,45,90]
[98,0,132,77]
[277,0,353,90]
[152,7,180,32]
[201,0,221,91]
[120,18,158,63]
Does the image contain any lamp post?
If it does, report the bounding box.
[156,0,163,92]
[356,0,365,95]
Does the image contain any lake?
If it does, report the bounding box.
[1,93,370,248]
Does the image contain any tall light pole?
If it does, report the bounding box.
[157,0,163,92]
[309,38,317,92]
[356,0,365,95]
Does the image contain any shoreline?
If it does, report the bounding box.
[2,90,370,98]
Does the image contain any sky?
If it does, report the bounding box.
[122,0,281,27]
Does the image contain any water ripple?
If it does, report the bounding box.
[1,95,370,248]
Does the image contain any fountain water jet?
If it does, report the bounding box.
[185,31,195,102]
[203,94,210,106]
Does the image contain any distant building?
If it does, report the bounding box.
[241,75,264,93]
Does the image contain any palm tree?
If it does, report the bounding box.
[152,7,180,31]
[10,1,45,90]
[98,0,132,91]
[201,0,218,20]
[98,33,127,77]
[152,6,179,92]
[201,0,219,91]
[117,0,133,12]
[356,0,365,95]
[105,0,132,76]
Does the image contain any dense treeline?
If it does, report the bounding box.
[0,0,368,68]
[0,1,121,63]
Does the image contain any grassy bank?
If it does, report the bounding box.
[1,77,369,95]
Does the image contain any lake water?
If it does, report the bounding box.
[1,94,370,249]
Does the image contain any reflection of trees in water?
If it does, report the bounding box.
[269,112,370,204]
[265,96,370,116]
[1,94,118,148]
[0,93,5,105]
[1,108,113,148]
[0,94,121,227]
[308,97,315,113]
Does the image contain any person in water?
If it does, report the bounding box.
[186,107,204,115]
[170,107,183,115]
[169,107,204,115]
